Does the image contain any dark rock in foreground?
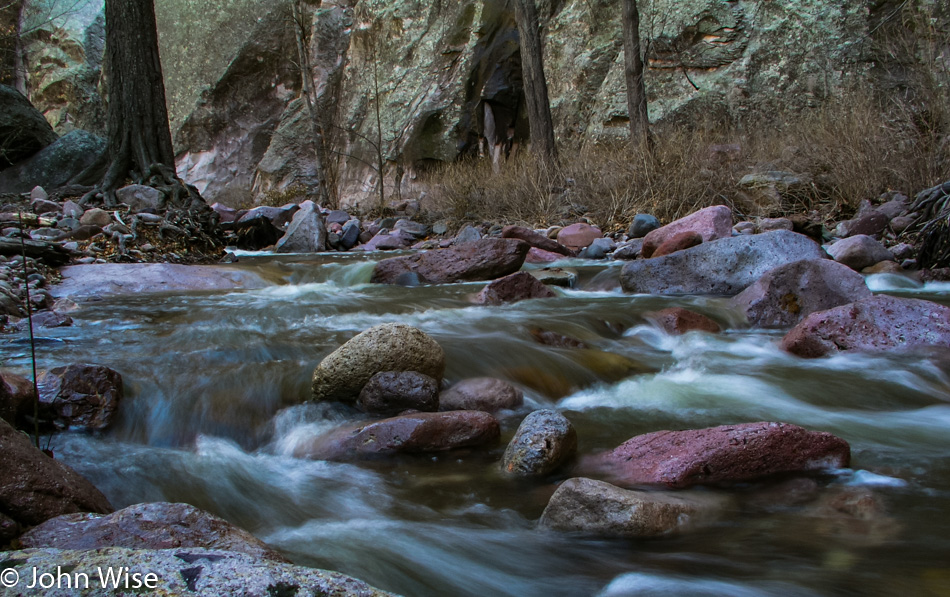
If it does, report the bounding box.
[0,418,113,528]
[620,230,825,296]
[294,411,500,460]
[371,238,529,285]
[37,363,123,431]
[3,548,395,596]
[580,422,850,488]
[781,295,950,358]
[357,371,440,415]
[19,502,287,563]
[539,477,733,538]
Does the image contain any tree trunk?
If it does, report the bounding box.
[622,0,649,144]
[512,0,557,166]
[88,0,179,207]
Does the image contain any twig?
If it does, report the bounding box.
[16,213,40,451]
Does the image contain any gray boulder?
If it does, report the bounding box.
[620,230,825,296]
[19,502,287,563]
[502,410,577,476]
[539,477,733,538]
[627,214,660,239]
[312,323,445,403]
[37,363,123,431]
[274,200,327,253]
[0,84,58,168]
[732,259,872,328]
[0,130,105,194]
[2,547,394,596]
[826,235,894,271]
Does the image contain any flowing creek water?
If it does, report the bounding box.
[5,253,950,596]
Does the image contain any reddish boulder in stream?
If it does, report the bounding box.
[580,422,850,488]
[371,238,529,285]
[293,411,500,460]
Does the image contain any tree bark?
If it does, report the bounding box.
[622,0,650,144]
[85,0,181,207]
[512,0,557,166]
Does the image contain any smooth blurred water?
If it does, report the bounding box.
[4,254,950,597]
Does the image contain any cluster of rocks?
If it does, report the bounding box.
[298,323,877,540]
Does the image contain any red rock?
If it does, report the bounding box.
[439,377,524,412]
[650,231,703,258]
[0,418,113,527]
[642,205,732,258]
[649,307,720,334]
[503,225,574,256]
[19,502,288,562]
[371,238,529,284]
[525,247,564,263]
[581,422,850,488]
[473,271,556,306]
[293,411,500,460]
[781,295,950,358]
[556,223,602,251]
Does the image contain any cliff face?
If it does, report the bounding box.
[13,0,947,208]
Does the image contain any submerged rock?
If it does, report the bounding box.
[19,502,288,563]
[473,271,557,306]
[51,264,270,299]
[732,259,872,328]
[311,323,445,403]
[581,422,850,489]
[502,410,577,476]
[0,418,113,528]
[371,238,529,285]
[539,477,733,538]
[641,205,732,259]
[781,295,950,358]
[648,307,721,335]
[439,377,524,413]
[356,371,440,415]
[3,547,395,596]
[294,410,500,460]
[620,230,824,296]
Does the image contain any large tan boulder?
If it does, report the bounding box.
[311,323,445,403]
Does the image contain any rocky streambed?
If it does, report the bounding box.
[2,205,950,595]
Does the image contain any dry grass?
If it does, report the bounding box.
[430,92,948,231]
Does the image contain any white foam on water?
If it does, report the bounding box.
[598,572,816,597]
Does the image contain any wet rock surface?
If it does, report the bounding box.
[0,418,113,528]
[50,264,270,299]
[539,477,733,538]
[581,422,850,488]
[356,371,440,415]
[294,410,501,460]
[311,323,445,403]
[473,271,557,306]
[439,377,524,413]
[502,410,577,476]
[19,502,288,562]
[732,259,872,328]
[781,295,950,358]
[648,307,721,335]
[36,364,123,431]
[620,230,825,296]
